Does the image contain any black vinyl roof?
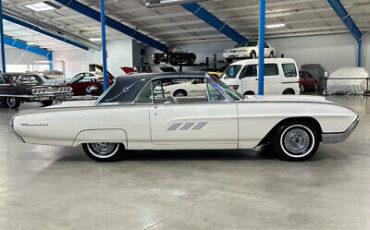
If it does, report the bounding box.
[99,72,207,104]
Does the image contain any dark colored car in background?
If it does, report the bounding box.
[0,73,72,108]
[67,72,114,96]
[299,71,319,93]
[86,76,115,96]
[153,48,196,65]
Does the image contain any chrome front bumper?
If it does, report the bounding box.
[322,117,360,144]
[10,114,25,143]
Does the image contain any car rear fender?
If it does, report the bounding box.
[72,128,128,148]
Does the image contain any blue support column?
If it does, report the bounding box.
[358,40,361,67]
[182,3,247,44]
[0,0,6,73]
[47,51,53,70]
[100,0,108,91]
[258,0,265,96]
[327,0,362,67]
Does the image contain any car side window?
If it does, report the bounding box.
[21,76,38,84]
[207,81,227,102]
[282,64,298,77]
[240,65,257,78]
[150,78,209,104]
[135,81,155,104]
[264,64,279,76]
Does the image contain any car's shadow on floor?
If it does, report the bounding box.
[56,145,278,162]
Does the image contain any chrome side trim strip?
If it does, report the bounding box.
[322,116,360,144]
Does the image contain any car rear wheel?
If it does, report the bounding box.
[82,143,124,162]
[272,122,319,161]
[42,100,53,107]
[173,90,187,97]
[6,97,20,109]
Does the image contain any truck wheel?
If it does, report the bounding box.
[82,143,124,162]
[272,122,319,161]
[250,51,257,59]
[283,88,295,95]
[6,97,21,109]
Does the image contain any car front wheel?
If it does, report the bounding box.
[82,143,124,162]
[272,122,319,161]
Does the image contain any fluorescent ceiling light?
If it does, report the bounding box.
[266,23,286,29]
[89,38,102,41]
[25,2,56,12]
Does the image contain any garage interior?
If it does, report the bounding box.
[0,0,370,229]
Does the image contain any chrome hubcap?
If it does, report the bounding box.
[87,143,119,158]
[175,92,185,97]
[8,97,16,106]
[283,128,311,155]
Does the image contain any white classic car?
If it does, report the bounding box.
[223,40,276,62]
[11,73,359,162]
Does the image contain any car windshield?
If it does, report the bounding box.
[221,65,242,79]
[210,75,242,101]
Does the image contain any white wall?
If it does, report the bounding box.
[0,46,48,72]
[146,33,367,74]
[53,38,133,78]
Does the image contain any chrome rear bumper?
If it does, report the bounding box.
[322,117,360,144]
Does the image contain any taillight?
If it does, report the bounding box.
[231,85,239,90]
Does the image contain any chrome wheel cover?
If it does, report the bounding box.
[87,143,120,159]
[175,92,185,97]
[7,97,16,107]
[280,125,315,158]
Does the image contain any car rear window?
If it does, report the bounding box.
[282,63,297,77]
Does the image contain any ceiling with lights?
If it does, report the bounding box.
[2,0,370,51]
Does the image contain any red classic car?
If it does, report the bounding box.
[153,48,196,65]
[299,71,319,93]
[67,72,114,96]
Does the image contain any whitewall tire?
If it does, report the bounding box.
[82,143,124,162]
[272,122,319,161]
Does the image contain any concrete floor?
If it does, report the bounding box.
[0,95,369,230]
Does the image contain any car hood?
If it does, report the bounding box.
[45,100,96,109]
[242,95,333,104]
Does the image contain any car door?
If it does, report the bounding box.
[240,64,258,95]
[149,77,238,149]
